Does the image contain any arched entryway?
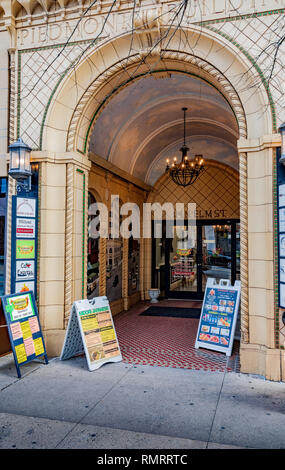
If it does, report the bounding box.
[40,24,278,378]
[148,160,240,300]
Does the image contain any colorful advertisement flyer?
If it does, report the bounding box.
[15,280,35,294]
[16,260,35,281]
[16,218,35,238]
[7,292,35,321]
[1,291,48,378]
[16,198,36,218]
[195,278,241,356]
[16,239,35,259]
[11,195,38,300]
[60,296,122,371]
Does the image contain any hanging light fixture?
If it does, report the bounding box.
[165,107,205,187]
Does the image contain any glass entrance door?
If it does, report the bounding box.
[168,225,198,296]
[164,220,239,299]
[201,223,232,292]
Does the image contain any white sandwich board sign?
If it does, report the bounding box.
[60,296,122,371]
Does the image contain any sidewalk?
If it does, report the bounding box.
[0,353,285,449]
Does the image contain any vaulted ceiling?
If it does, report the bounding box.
[89,72,239,186]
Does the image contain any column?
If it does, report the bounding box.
[238,136,281,380]
[37,152,90,356]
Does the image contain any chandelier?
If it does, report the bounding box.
[165,107,205,187]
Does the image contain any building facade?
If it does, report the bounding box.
[0,0,284,380]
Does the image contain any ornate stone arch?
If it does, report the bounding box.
[42,24,274,154]
[66,51,248,154]
[42,24,276,348]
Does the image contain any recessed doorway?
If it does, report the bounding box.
[152,219,240,300]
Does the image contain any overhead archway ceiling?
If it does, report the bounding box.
[89,72,239,185]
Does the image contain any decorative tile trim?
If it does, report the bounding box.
[16,38,97,149]
[239,152,249,344]
[64,163,74,327]
[5,176,15,294]
[76,168,86,299]
[274,148,285,350]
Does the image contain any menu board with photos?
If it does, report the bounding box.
[60,296,122,371]
[1,291,48,378]
[195,278,241,357]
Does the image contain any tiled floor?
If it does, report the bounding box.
[114,300,240,373]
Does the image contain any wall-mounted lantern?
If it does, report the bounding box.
[8,138,32,192]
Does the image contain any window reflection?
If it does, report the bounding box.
[202,225,231,289]
[87,192,100,299]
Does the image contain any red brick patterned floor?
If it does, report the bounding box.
[114,300,240,373]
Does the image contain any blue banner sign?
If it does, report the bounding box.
[195,278,241,356]
[276,147,285,308]
[11,196,38,298]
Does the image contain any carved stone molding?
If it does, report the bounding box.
[5,176,15,294]
[133,7,162,58]
[8,47,16,145]
[239,151,249,343]
[64,162,74,327]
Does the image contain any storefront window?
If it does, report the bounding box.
[153,220,166,294]
[128,235,140,295]
[106,237,123,302]
[106,208,123,302]
[87,192,100,299]
[202,224,232,289]
[0,178,7,296]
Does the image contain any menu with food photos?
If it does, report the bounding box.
[195,278,241,357]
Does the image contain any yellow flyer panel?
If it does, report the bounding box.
[15,343,27,364]
[100,326,116,343]
[34,337,44,356]
[80,314,99,332]
[20,320,32,339]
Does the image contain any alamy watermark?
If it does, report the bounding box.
[88,195,197,240]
